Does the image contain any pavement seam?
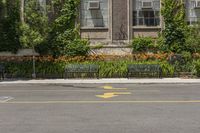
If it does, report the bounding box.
[2,100,200,104]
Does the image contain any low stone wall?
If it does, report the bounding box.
[91,47,132,55]
[89,40,132,55]
[0,49,39,56]
[0,45,132,56]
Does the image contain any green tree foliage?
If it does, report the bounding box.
[0,0,89,56]
[19,23,44,48]
[0,0,21,53]
[19,0,48,48]
[161,0,187,53]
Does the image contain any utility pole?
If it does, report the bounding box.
[32,47,36,79]
[20,0,36,79]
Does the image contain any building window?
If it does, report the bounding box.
[80,0,108,28]
[186,0,200,25]
[133,0,160,27]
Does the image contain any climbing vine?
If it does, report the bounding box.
[161,0,187,53]
[45,0,90,57]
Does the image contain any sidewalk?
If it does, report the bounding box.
[1,78,200,84]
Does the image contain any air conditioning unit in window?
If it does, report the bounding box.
[195,0,200,8]
[88,1,100,10]
[142,1,153,9]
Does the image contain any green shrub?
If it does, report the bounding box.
[5,61,33,78]
[2,59,175,78]
[159,61,174,77]
[192,60,200,77]
[98,61,128,78]
[181,51,192,62]
[132,36,155,53]
[49,37,90,57]
[78,60,174,78]
[185,23,200,53]
[3,60,66,78]
[64,39,90,56]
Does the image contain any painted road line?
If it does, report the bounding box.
[113,92,132,95]
[96,92,132,99]
[102,86,127,90]
[0,89,160,92]
[1,100,200,104]
[0,90,112,92]
[96,93,118,99]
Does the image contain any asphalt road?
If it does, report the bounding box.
[0,84,200,133]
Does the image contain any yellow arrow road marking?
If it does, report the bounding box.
[102,86,127,90]
[96,92,131,99]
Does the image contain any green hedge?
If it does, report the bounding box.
[192,60,200,77]
[2,59,200,78]
[1,60,177,78]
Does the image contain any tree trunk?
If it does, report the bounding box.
[20,0,24,23]
[1,0,7,19]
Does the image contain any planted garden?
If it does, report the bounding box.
[0,54,200,78]
[0,0,200,78]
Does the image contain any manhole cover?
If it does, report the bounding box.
[0,96,14,102]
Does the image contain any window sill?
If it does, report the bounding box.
[132,26,161,29]
[132,26,162,29]
[81,27,109,30]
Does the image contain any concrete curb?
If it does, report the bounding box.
[1,78,200,84]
